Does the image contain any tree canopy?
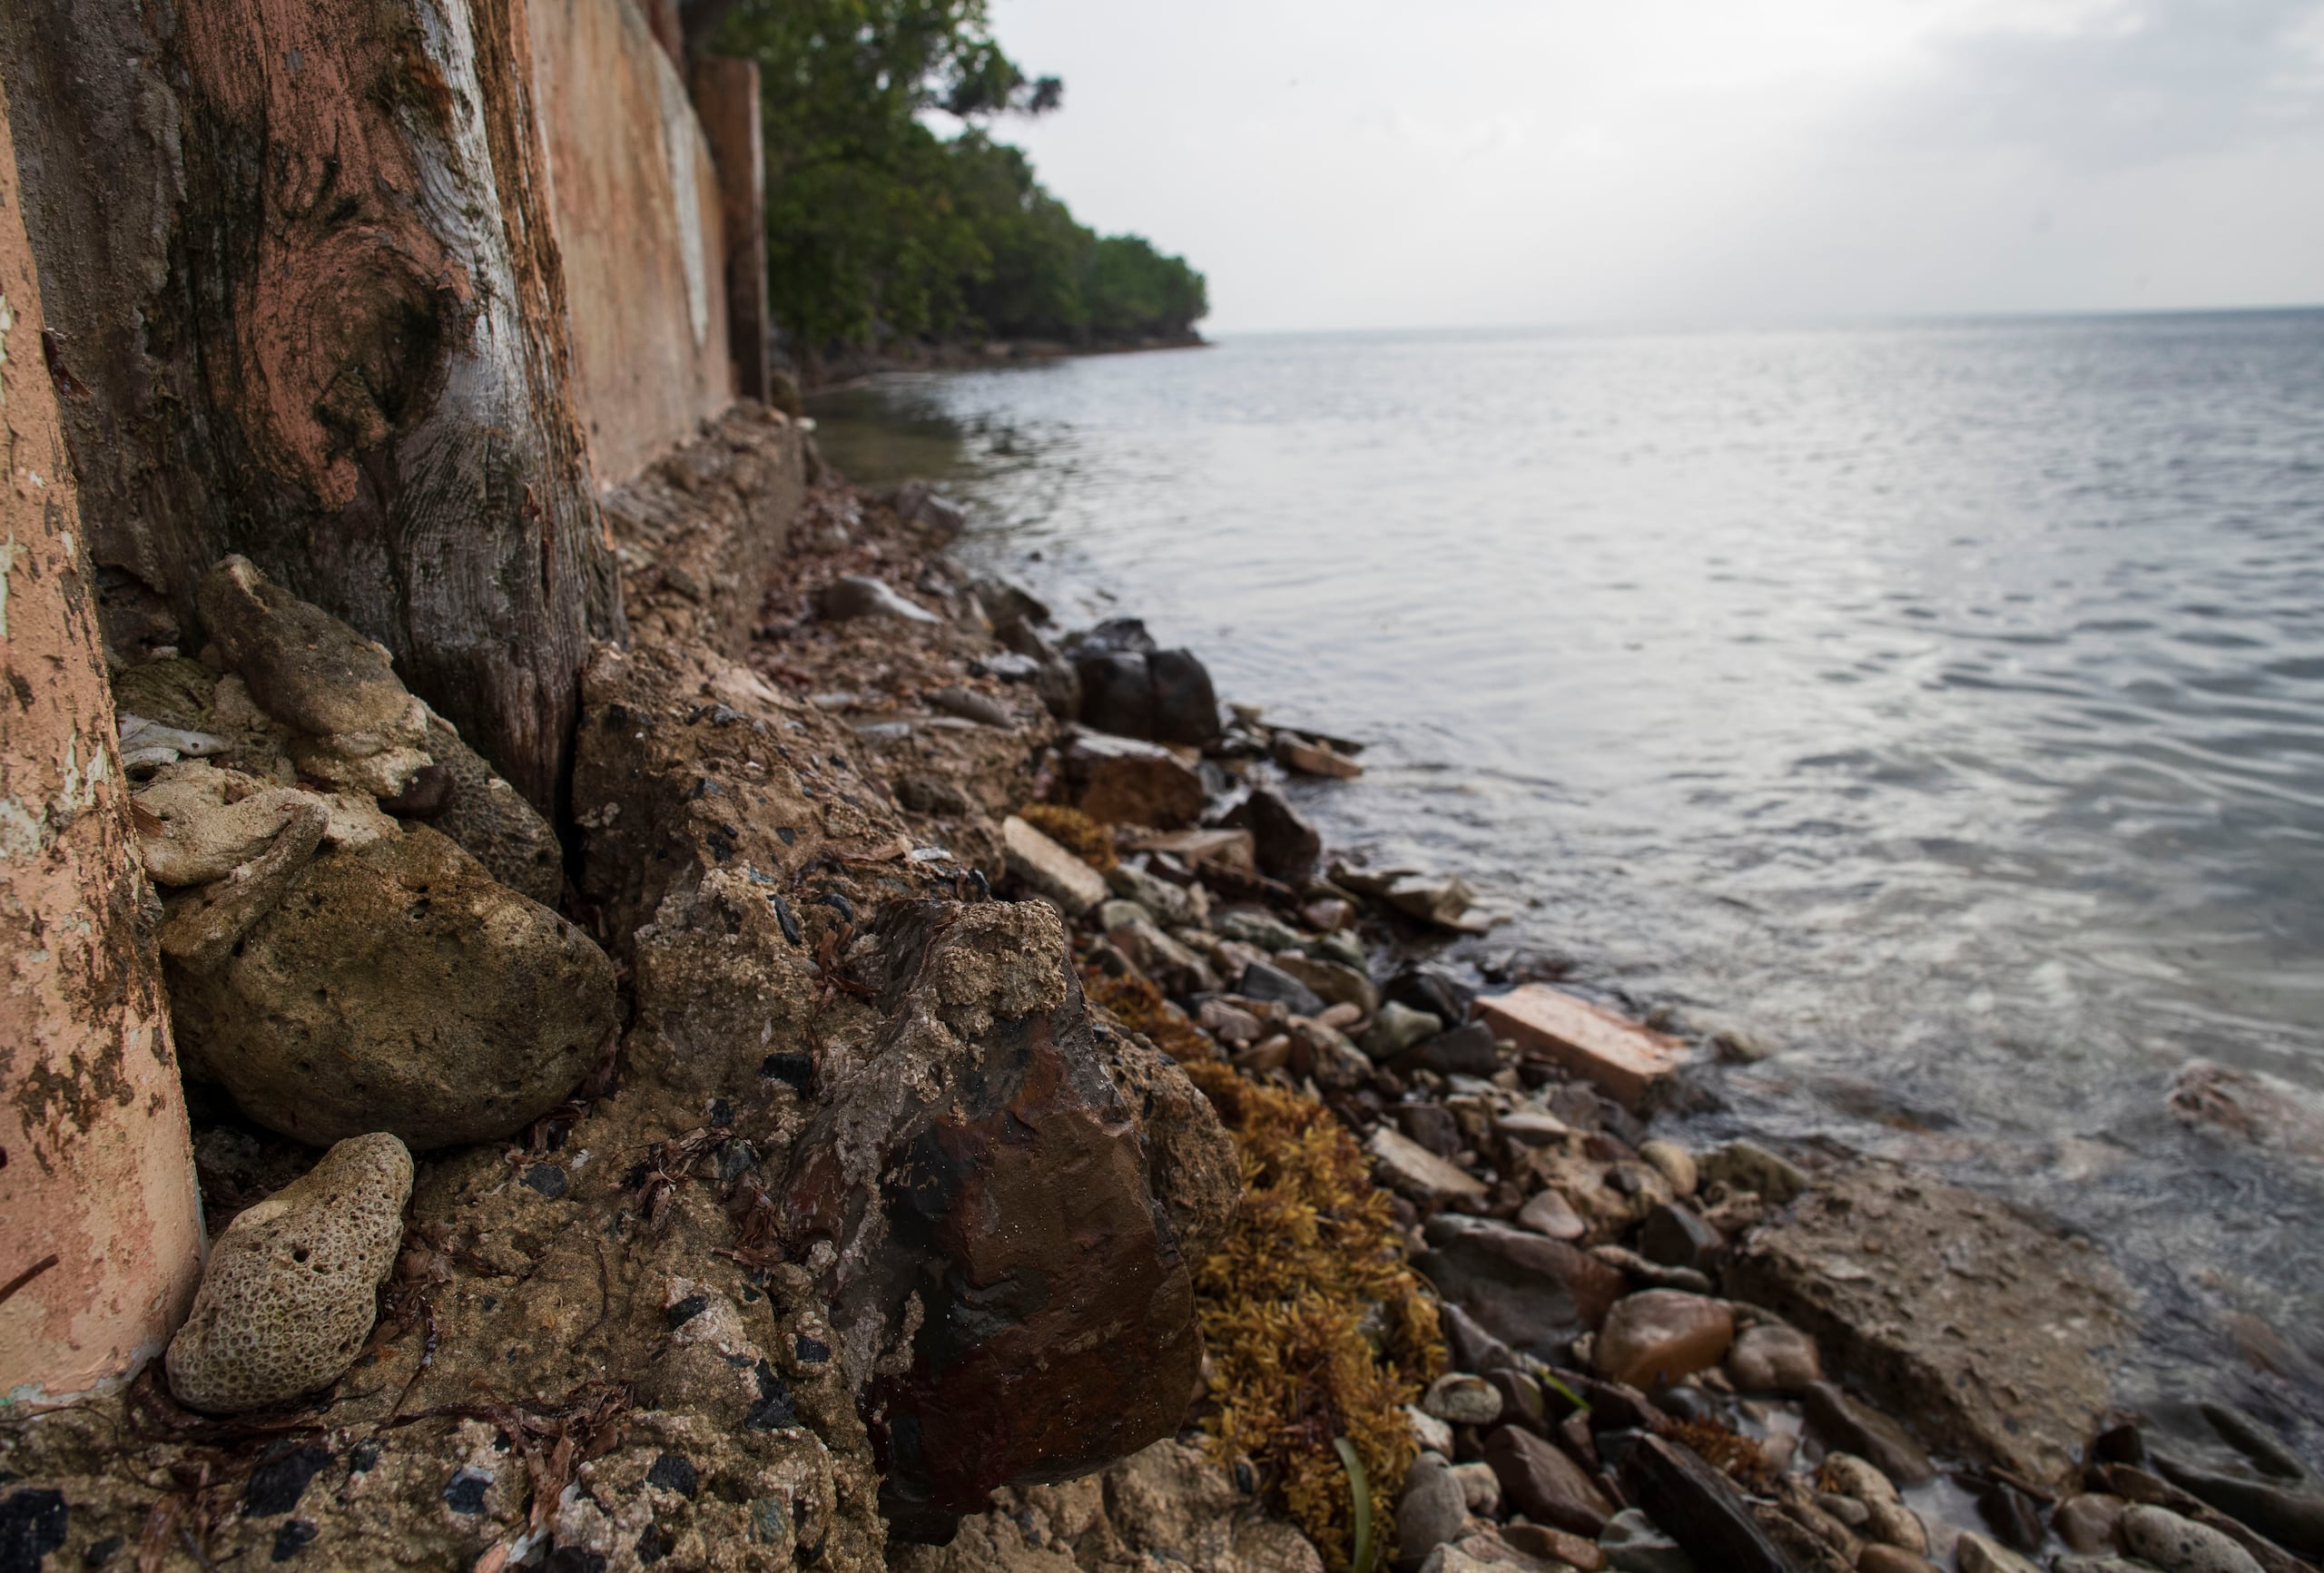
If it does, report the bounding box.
[713,0,1207,356]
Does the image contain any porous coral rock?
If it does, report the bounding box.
[165,1132,412,1411]
[168,826,617,1147]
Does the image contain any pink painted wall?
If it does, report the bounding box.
[0,77,205,1405]
[530,0,737,487]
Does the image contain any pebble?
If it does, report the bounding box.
[1957,1531,2044,1573]
[1637,1204,1724,1273]
[2122,1505,2264,1573]
[1450,1461,1501,1515]
[2056,1494,2129,1554]
[1517,1187,1589,1241]
[1367,1126,1489,1203]
[1423,1372,1505,1426]
[1236,959,1327,1018]
[1407,1404,1455,1457]
[1599,1507,1697,1573]
[1822,1453,1927,1554]
[1699,1141,1808,1204]
[1396,1454,1472,1562]
[1725,1323,1822,1393]
[1501,1522,1609,1571]
[1496,1108,1572,1147]
[1106,861,1201,927]
[166,1134,413,1412]
[1639,1140,1699,1196]
[1804,1381,1935,1484]
[1592,1291,1736,1391]
[1273,953,1378,1017]
[1359,1000,1443,1059]
[1482,1424,1615,1536]
[818,575,938,623]
[1857,1548,1944,1573]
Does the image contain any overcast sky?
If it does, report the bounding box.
[982,0,2324,333]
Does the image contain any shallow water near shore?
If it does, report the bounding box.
[812,310,2324,1431]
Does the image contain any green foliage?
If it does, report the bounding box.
[714,0,1206,354]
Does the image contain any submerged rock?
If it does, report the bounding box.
[166,1133,413,1412]
[170,827,617,1148]
[778,900,1236,1542]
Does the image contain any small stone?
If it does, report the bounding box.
[1501,1521,1609,1571]
[1223,786,1322,881]
[1485,1367,1546,1429]
[2055,1494,2129,1554]
[1408,1404,1456,1456]
[1857,1548,1943,1573]
[1638,1204,1724,1273]
[1816,1493,1869,1529]
[1497,1108,1573,1148]
[1397,1454,1472,1562]
[1272,733,1362,779]
[1360,1000,1443,1059]
[1107,910,1217,997]
[1699,1142,1808,1204]
[1003,814,1111,916]
[1593,1292,1735,1391]
[1804,1383,1935,1485]
[1639,1140,1699,1195]
[1979,1478,2048,1554]
[1591,1244,1715,1294]
[1273,953,1379,1017]
[1518,1187,1590,1241]
[2121,1505,2264,1573]
[818,574,939,623]
[926,685,1013,728]
[1600,1508,1696,1573]
[1399,1102,1465,1158]
[1238,960,1328,1018]
[1482,1425,1615,1536]
[166,1134,413,1412]
[1450,1461,1502,1515]
[1956,1532,2044,1573]
[1400,1023,1503,1077]
[1107,861,1200,927]
[1369,1126,1490,1203]
[1725,1323,1821,1393]
[1821,1453,1926,1554]
[1423,1372,1505,1426]
[1380,872,1479,930]
[1199,998,1263,1046]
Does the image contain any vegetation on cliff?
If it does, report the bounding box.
[715,0,1207,354]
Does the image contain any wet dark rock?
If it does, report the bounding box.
[1803,1382,1935,1485]
[1398,1103,1463,1159]
[1620,1433,1797,1573]
[1979,1479,2049,1553]
[1441,1303,1521,1378]
[1236,961,1326,1018]
[1148,650,1222,746]
[1076,616,1158,655]
[1385,963,1479,1028]
[1223,788,1322,882]
[1077,651,1156,737]
[777,900,1236,1542]
[1485,1368,1546,1431]
[1638,1204,1725,1273]
[1398,1024,1502,1078]
[1419,1215,1625,1362]
[1482,1425,1615,1536]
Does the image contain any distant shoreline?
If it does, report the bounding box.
[798,331,1207,392]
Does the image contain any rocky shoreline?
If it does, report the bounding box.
[2,423,2318,1573]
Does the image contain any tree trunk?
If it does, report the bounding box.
[0,72,205,1402]
[0,0,623,812]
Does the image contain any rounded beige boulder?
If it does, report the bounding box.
[166,1133,413,1412]
[171,825,618,1148]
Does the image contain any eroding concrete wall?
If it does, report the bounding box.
[0,76,204,1405]
[531,0,736,487]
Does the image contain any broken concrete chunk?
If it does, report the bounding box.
[1003,814,1111,916]
[1475,985,1686,1109]
[166,1133,413,1412]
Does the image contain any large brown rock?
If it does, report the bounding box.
[1592,1290,1735,1391]
[169,827,618,1148]
[780,899,1237,1542]
[1064,731,1206,829]
[1725,1158,2131,1487]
